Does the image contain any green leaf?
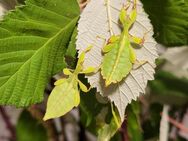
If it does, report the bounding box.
[80,89,105,128]
[127,102,143,141]
[142,0,188,46]
[16,110,48,141]
[79,84,120,140]
[66,27,78,58]
[0,0,80,107]
[98,117,119,141]
[149,71,188,105]
[97,106,121,141]
[142,103,162,140]
[65,27,78,68]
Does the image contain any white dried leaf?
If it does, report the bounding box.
[76,0,158,121]
[162,46,188,71]
[162,63,188,79]
[158,44,188,78]
[0,4,6,18]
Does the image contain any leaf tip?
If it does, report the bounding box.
[43,114,49,121]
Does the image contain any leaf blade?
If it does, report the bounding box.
[142,0,188,46]
[0,0,80,107]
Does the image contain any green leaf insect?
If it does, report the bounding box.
[101,0,147,86]
[43,46,95,121]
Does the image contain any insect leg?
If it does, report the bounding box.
[111,103,121,127]
[102,44,115,53]
[54,78,66,86]
[129,46,136,63]
[127,0,137,29]
[130,28,152,46]
[102,35,120,53]
[77,45,93,67]
[129,34,144,45]
[77,79,91,93]
[96,35,110,53]
[80,66,96,74]
[133,60,148,69]
[96,35,117,53]
[108,35,120,43]
[129,45,148,69]
[63,68,73,75]
[123,0,131,10]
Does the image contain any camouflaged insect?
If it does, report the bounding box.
[44,46,95,120]
[101,0,146,86]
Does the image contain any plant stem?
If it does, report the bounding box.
[120,120,129,141]
[0,106,16,141]
[28,105,59,141]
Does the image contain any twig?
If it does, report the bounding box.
[119,120,129,141]
[60,117,66,141]
[0,106,16,141]
[168,116,188,134]
[28,105,59,141]
[160,112,188,134]
[79,122,86,141]
[0,135,12,140]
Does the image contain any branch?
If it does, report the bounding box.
[160,112,188,133]
[0,106,16,141]
[119,120,129,141]
[168,115,188,134]
[28,105,60,141]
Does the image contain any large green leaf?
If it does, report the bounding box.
[65,27,78,68]
[142,103,162,140]
[80,85,120,140]
[16,110,48,141]
[127,102,143,141]
[0,0,80,107]
[142,0,188,46]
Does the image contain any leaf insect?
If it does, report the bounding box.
[101,0,147,86]
[43,46,95,120]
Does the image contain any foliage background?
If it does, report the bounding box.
[0,0,188,141]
